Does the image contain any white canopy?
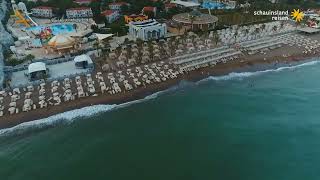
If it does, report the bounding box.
[74,54,93,63]
[170,0,200,7]
[94,33,113,41]
[28,62,46,74]
[18,36,31,41]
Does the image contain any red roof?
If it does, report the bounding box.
[101,10,117,16]
[32,6,53,10]
[109,2,129,6]
[143,6,156,12]
[67,7,91,11]
[74,0,94,3]
[165,3,177,8]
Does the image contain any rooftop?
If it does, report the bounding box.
[165,3,177,8]
[32,6,53,10]
[130,19,162,28]
[67,7,91,11]
[170,0,200,7]
[143,6,156,12]
[109,2,129,6]
[101,10,117,16]
[173,12,218,25]
[74,0,95,3]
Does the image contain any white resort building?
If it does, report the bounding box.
[101,10,120,23]
[31,6,53,18]
[73,0,94,5]
[128,19,167,41]
[66,7,93,18]
[108,2,129,11]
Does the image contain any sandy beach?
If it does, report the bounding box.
[0,48,319,129]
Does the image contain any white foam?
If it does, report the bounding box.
[198,60,320,83]
[0,87,175,136]
[0,104,116,136]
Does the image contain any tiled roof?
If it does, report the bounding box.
[101,10,117,16]
[32,6,53,10]
[143,6,156,12]
[67,7,91,11]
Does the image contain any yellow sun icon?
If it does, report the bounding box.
[291,9,304,22]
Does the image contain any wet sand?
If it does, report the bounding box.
[0,51,318,130]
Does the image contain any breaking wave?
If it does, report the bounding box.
[0,85,179,136]
[1,60,319,136]
[198,60,320,82]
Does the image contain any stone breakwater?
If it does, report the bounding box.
[0,0,14,89]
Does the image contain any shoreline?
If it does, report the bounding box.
[1,53,318,130]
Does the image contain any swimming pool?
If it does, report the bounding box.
[27,24,76,35]
[202,1,228,9]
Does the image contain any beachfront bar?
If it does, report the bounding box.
[28,62,48,80]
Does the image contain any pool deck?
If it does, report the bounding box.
[26,24,76,36]
[6,17,94,59]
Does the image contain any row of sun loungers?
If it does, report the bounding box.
[179,51,242,71]
[173,48,235,65]
[0,62,180,117]
[170,46,229,62]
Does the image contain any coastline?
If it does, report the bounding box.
[1,53,318,130]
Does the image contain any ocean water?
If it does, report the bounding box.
[1,60,320,179]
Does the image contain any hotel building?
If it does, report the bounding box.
[128,19,167,41]
[66,7,93,18]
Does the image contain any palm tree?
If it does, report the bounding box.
[5,79,11,89]
[189,15,196,31]
[280,21,284,29]
[177,22,183,35]
[93,41,100,50]
[96,57,105,69]
[261,24,266,32]
[73,24,78,32]
[254,27,260,38]
[272,25,277,32]
[234,31,238,42]
[212,31,219,45]
[244,28,249,36]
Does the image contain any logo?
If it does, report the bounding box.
[291,9,304,22]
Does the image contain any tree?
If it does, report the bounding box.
[245,28,250,36]
[212,31,219,45]
[90,1,103,23]
[124,38,130,44]
[120,4,130,14]
[234,30,238,42]
[91,24,99,32]
[24,54,35,62]
[254,27,260,38]
[110,23,122,36]
[47,0,76,17]
[73,24,78,32]
[272,25,278,32]
[176,23,183,35]
[261,24,266,32]
[189,15,196,31]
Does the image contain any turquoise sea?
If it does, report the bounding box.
[1,60,320,179]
